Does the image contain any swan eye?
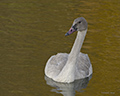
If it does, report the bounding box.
[78,21,81,23]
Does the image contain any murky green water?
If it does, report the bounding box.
[0,0,120,96]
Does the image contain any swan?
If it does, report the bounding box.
[45,17,93,83]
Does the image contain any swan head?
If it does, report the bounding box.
[65,17,88,36]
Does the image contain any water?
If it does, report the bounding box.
[0,0,120,96]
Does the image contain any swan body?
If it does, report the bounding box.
[45,17,93,83]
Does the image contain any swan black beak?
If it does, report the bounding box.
[65,32,69,36]
[65,26,76,36]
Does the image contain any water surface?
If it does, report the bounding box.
[0,0,120,96]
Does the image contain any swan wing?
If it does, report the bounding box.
[45,53,68,79]
[75,52,92,79]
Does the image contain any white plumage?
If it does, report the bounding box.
[45,17,93,83]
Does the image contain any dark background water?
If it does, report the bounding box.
[0,0,120,96]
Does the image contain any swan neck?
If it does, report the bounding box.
[69,30,87,59]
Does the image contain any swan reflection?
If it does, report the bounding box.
[45,75,92,96]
